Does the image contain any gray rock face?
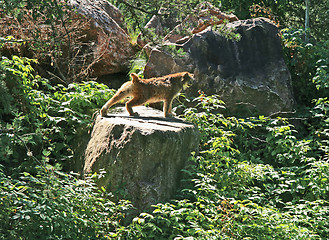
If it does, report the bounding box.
[83,106,199,210]
[143,49,183,78]
[144,18,294,116]
[68,0,135,76]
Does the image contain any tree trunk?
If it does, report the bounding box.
[305,0,310,42]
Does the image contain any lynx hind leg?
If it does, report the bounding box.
[100,84,132,117]
[100,98,117,117]
[100,101,110,117]
[125,97,145,116]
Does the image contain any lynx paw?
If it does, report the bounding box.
[100,107,108,117]
[130,112,139,117]
[164,113,175,118]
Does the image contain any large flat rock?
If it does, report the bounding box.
[83,106,199,209]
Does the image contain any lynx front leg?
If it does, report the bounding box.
[163,98,174,118]
[125,97,145,116]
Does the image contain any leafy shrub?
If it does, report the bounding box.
[281,29,329,105]
[128,57,147,77]
[0,55,115,173]
[0,165,132,239]
[122,198,317,239]
[179,94,327,237]
[285,200,329,239]
[312,41,329,90]
[310,98,329,155]
[110,94,327,239]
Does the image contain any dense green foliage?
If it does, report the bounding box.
[1,0,329,239]
[0,168,131,239]
[0,56,115,170]
[112,0,328,40]
[282,29,329,105]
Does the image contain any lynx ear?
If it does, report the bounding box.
[130,73,140,83]
[182,72,188,80]
[183,72,193,81]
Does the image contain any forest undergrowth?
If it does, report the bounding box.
[1,0,329,239]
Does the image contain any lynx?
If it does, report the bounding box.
[100,72,194,118]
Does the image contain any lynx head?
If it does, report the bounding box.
[182,72,195,89]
